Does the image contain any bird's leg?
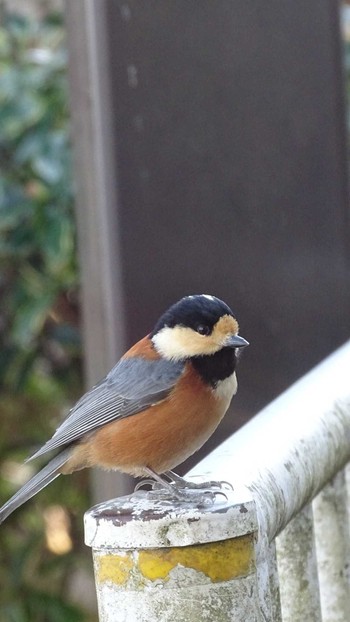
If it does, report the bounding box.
[165,470,233,492]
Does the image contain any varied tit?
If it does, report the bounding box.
[0,294,248,522]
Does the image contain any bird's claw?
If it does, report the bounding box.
[188,488,229,507]
[182,479,233,492]
[134,478,155,492]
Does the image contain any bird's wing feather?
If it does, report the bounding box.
[28,357,184,461]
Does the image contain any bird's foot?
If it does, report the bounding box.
[134,469,231,507]
[166,470,233,492]
[134,480,219,507]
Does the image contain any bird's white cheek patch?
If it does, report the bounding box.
[213,372,238,403]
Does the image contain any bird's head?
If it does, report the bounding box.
[151,294,248,361]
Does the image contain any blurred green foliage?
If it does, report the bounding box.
[0,5,94,621]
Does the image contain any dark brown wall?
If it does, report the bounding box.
[102,1,349,468]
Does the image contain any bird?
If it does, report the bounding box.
[0,294,248,523]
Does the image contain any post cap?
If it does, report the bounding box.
[84,487,257,549]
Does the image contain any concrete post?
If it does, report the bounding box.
[84,488,267,622]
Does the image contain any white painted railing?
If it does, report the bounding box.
[85,341,350,621]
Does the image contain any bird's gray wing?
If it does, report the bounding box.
[27,357,185,461]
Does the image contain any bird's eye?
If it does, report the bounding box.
[196,324,210,336]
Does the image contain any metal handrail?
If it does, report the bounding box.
[189,339,350,541]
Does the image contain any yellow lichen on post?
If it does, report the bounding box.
[95,533,256,587]
[138,533,255,582]
[97,552,134,585]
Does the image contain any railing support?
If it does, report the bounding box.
[84,489,268,622]
[313,470,350,621]
[276,505,322,622]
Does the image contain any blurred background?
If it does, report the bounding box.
[0,0,349,619]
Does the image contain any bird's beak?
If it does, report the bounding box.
[225,334,249,348]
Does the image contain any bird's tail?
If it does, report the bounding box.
[0,447,72,524]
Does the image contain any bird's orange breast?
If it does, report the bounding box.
[64,364,230,477]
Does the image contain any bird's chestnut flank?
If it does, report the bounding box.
[0,294,249,522]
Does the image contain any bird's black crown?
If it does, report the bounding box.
[151,295,235,336]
